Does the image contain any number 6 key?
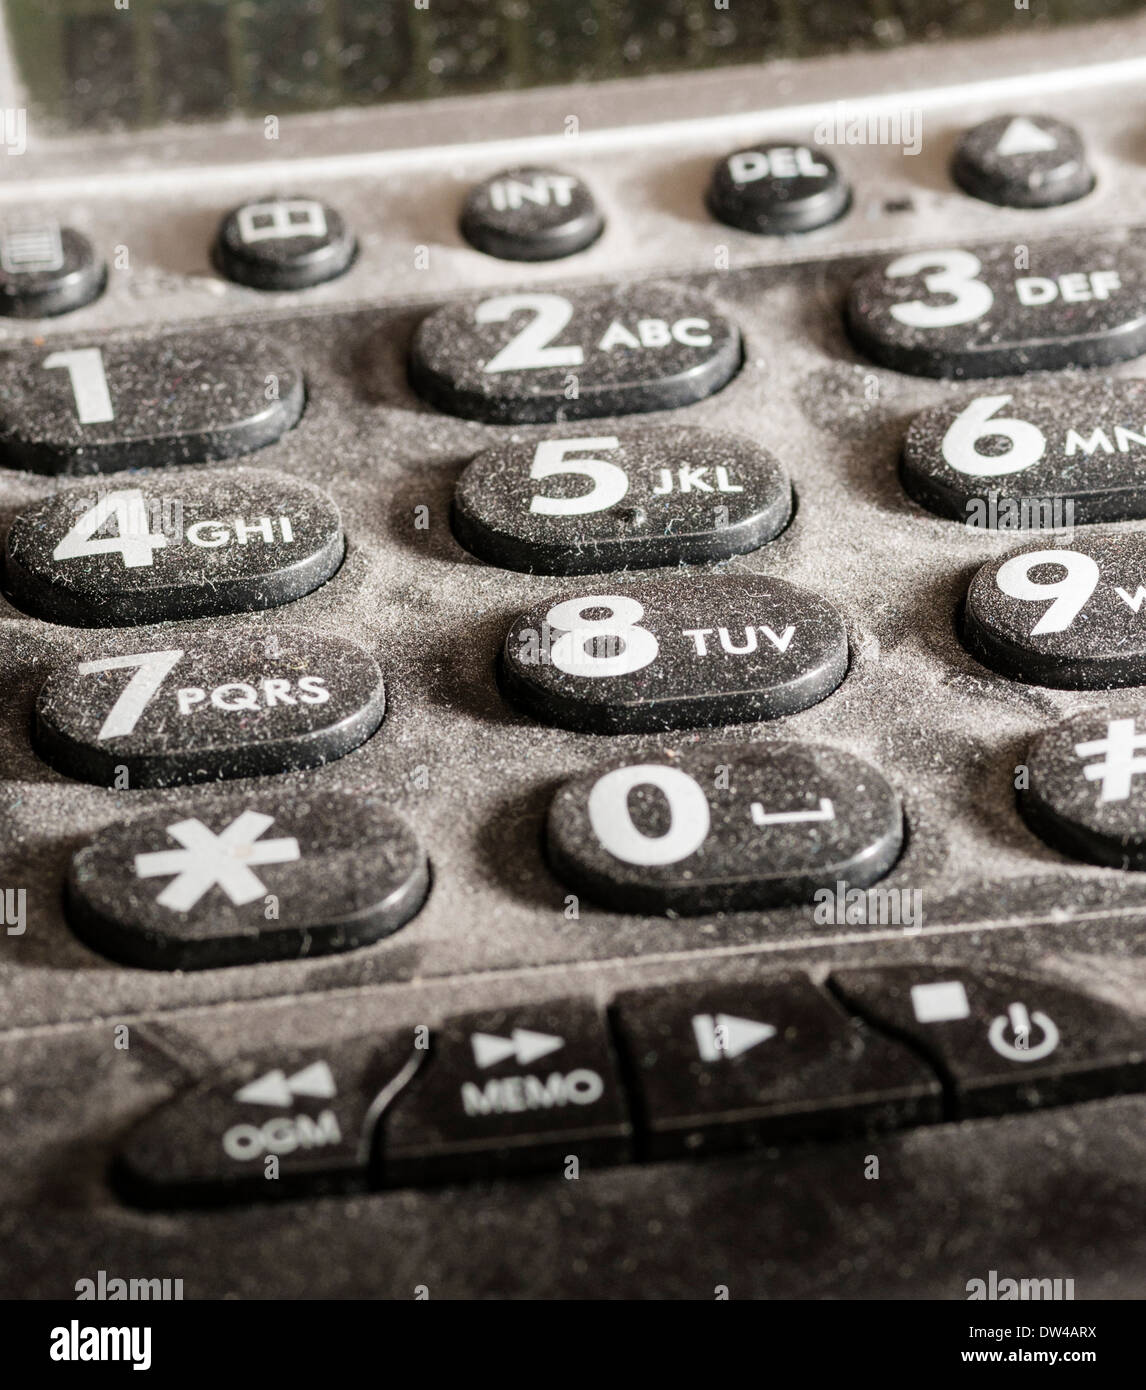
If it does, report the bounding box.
[961,533,1146,687]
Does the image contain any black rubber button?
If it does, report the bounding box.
[846,237,1146,378]
[115,1035,422,1205]
[500,575,848,733]
[4,466,343,627]
[34,626,385,789]
[460,166,604,261]
[547,742,902,915]
[611,975,940,1157]
[829,965,1146,1118]
[453,426,792,573]
[0,331,304,475]
[961,532,1146,688]
[0,222,106,318]
[408,283,741,423]
[1021,707,1146,868]
[68,788,429,970]
[214,197,356,290]
[377,997,631,1185]
[903,380,1146,525]
[707,143,850,234]
[952,115,1094,209]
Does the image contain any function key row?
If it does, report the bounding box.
[0,113,1097,319]
[113,963,1146,1204]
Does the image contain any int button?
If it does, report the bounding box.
[952,115,1094,208]
[707,143,850,234]
[461,167,604,261]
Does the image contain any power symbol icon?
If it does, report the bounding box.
[987,1002,1060,1062]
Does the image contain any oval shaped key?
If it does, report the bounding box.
[0,332,304,475]
[903,380,1146,525]
[35,627,385,789]
[1021,708,1146,869]
[961,533,1146,687]
[548,743,902,914]
[500,576,848,733]
[453,427,791,574]
[4,467,343,627]
[847,238,1146,378]
[68,788,429,970]
[409,284,741,423]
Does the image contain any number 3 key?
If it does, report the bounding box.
[847,237,1146,378]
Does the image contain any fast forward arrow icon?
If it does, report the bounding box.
[471,1029,565,1069]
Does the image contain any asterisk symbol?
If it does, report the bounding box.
[134,810,300,912]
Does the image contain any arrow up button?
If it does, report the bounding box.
[952,114,1093,208]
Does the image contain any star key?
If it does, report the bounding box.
[133,811,301,912]
[67,790,430,969]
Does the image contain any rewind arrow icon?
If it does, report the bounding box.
[234,1060,337,1107]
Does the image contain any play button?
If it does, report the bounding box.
[952,114,1093,207]
[610,977,942,1157]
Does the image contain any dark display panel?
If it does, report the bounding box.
[5,1,1141,132]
